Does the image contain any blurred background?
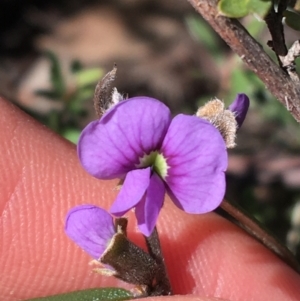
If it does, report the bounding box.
[1,0,300,259]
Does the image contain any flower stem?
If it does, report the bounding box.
[144,227,173,296]
[219,199,300,273]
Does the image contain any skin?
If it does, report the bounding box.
[1,97,300,301]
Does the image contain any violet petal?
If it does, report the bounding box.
[135,173,165,236]
[161,114,228,213]
[78,97,172,179]
[65,205,115,259]
[110,167,151,216]
[228,93,249,128]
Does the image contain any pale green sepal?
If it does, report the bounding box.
[136,151,169,179]
[154,153,169,179]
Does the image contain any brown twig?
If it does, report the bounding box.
[145,227,172,296]
[265,0,288,66]
[187,0,300,122]
[219,199,300,273]
[281,40,300,83]
[264,1,300,84]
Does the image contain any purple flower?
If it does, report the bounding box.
[78,97,228,236]
[65,205,115,259]
[228,93,249,128]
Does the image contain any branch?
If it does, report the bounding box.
[219,199,300,273]
[264,1,300,84]
[281,40,300,83]
[187,0,300,122]
[265,2,288,66]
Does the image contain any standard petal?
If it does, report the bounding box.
[228,93,249,128]
[110,168,151,216]
[65,205,115,259]
[78,97,172,179]
[135,173,165,236]
[161,114,228,214]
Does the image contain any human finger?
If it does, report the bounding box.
[1,97,300,301]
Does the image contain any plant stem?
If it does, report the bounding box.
[186,0,300,122]
[219,199,300,273]
[264,1,288,66]
[144,227,172,296]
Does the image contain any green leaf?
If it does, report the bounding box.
[76,86,95,99]
[284,9,300,31]
[62,128,81,144]
[45,51,66,97]
[185,16,221,55]
[71,60,84,73]
[218,0,271,18]
[74,68,103,88]
[218,0,249,18]
[245,15,266,37]
[249,0,271,18]
[24,288,133,301]
[35,89,60,100]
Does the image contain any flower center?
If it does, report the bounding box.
[137,151,169,179]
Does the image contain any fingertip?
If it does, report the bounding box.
[157,203,300,300]
[1,98,300,301]
[0,98,122,300]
